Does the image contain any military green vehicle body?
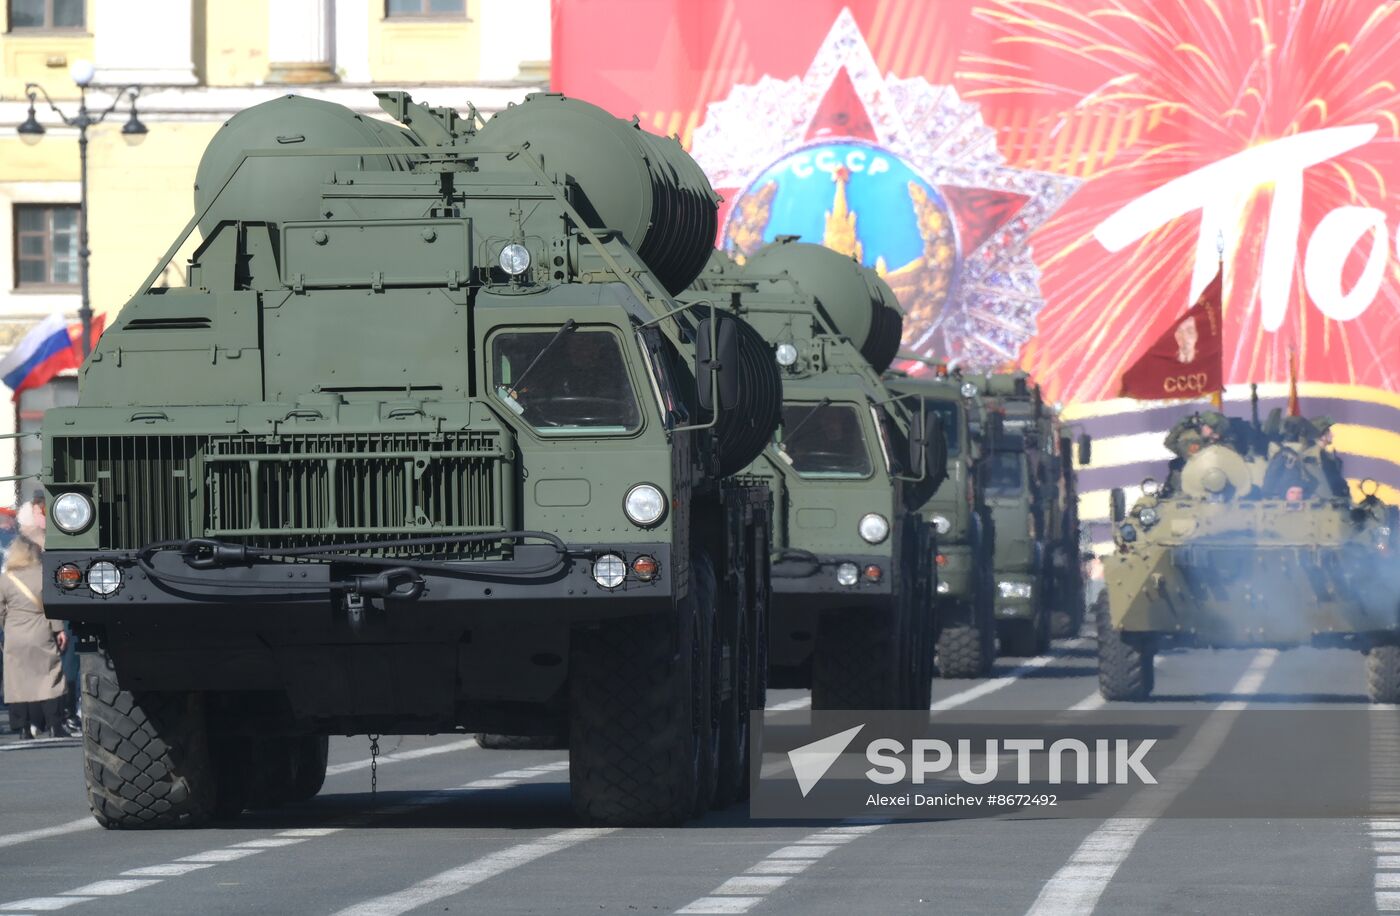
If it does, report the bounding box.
[968,371,1087,655]
[1100,422,1400,703]
[684,245,938,709]
[884,373,997,677]
[42,91,779,828]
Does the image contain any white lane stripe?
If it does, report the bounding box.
[1381,856,1400,869]
[931,639,1091,711]
[120,864,214,878]
[677,898,764,915]
[712,877,790,895]
[277,827,343,837]
[1378,873,1400,889]
[324,738,478,776]
[332,828,617,916]
[0,817,98,851]
[229,838,307,849]
[1379,891,1400,912]
[767,697,811,711]
[60,880,161,897]
[1024,650,1278,916]
[0,898,93,911]
[175,848,264,863]
[745,861,811,876]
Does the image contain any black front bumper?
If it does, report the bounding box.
[44,542,675,628]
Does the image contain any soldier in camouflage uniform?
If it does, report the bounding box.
[1163,410,1229,491]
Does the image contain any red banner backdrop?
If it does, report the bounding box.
[553,0,1400,514]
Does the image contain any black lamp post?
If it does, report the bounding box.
[16,62,147,357]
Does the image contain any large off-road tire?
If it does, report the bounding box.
[936,620,993,679]
[81,647,220,829]
[1095,596,1153,701]
[1367,645,1400,704]
[475,733,568,751]
[569,556,716,827]
[242,736,329,809]
[1050,608,1077,640]
[713,558,760,809]
[811,608,902,709]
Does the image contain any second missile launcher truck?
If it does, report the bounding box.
[41,91,784,828]
[883,365,998,677]
[686,240,945,710]
[966,371,1089,655]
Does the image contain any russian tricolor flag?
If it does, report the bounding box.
[0,313,106,400]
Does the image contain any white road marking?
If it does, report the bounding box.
[1024,650,1278,916]
[931,639,1091,711]
[1371,706,1400,912]
[677,899,764,915]
[60,880,160,897]
[767,696,811,711]
[0,818,98,852]
[332,828,617,916]
[324,737,479,775]
[0,898,93,911]
[673,821,888,915]
[3,756,569,916]
[120,864,214,878]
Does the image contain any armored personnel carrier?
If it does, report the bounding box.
[685,241,943,709]
[1099,408,1400,702]
[42,91,781,827]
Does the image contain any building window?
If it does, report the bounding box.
[386,0,465,17]
[17,377,77,503]
[14,205,79,289]
[8,0,85,30]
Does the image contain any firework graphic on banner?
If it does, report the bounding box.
[961,0,1400,403]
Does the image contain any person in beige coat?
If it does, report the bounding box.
[1,503,70,739]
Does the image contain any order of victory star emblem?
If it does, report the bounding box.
[689,8,1080,370]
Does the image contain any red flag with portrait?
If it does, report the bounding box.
[1119,268,1222,401]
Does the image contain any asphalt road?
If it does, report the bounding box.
[0,631,1387,915]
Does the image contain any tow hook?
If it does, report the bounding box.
[351,567,425,601]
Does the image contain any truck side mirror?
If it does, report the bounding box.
[1078,432,1092,466]
[696,314,739,411]
[908,407,925,474]
[1110,487,1126,523]
[924,411,948,484]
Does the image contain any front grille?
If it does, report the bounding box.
[50,431,514,558]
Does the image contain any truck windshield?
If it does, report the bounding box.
[779,403,873,478]
[987,451,1025,494]
[926,401,960,455]
[493,329,641,433]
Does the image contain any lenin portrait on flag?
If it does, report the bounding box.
[1120,269,1223,401]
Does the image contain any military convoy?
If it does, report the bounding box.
[36,86,1391,831]
[1098,403,1400,703]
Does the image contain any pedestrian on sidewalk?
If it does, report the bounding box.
[0,503,71,739]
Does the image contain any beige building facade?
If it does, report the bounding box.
[0,0,550,503]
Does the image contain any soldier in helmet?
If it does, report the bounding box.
[1311,416,1349,496]
[1164,410,1231,491]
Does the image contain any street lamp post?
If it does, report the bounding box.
[16,61,147,357]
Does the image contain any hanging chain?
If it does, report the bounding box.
[368,733,381,799]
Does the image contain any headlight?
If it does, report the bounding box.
[87,561,122,596]
[592,554,626,589]
[858,513,890,544]
[997,580,1033,599]
[936,580,951,594]
[1141,477,1161,497]
[499,242,531,276]
[930,514,952,535]
[835,562,859,586]
[1119,523,1137,543]
[775,343,799,367]
[1138,506,1159,527]
[960,382,978,399]
[623,484,667,527]
[52,492,94,534]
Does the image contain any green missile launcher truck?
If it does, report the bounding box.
[41,91,782,828]
[883,368,997,678]
[685,240,944,709]
[966,371,1089,656]
[1099,407,1400,702]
